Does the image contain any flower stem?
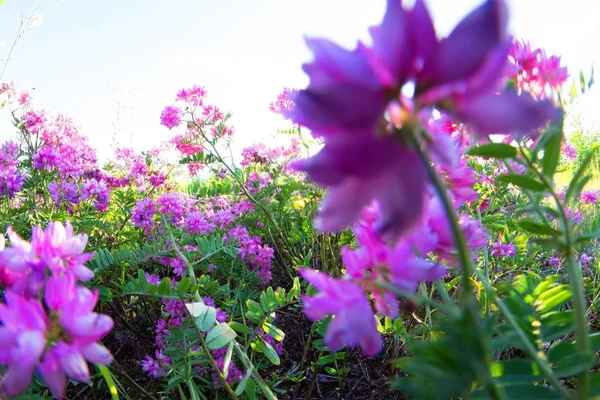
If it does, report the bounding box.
[519,146,590,398]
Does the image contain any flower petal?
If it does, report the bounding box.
[422,0,508,87]
[455,91,559,135]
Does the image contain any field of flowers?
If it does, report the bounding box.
[0,0,599,399]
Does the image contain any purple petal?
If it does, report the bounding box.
[55,342,90,382]
[294,135,402,186]
[3,330,46,396]
[422,0,508,87]
[289,87,387,135]
[325,300,382,356]
[286,38,388,134]
[374,156,427,239]
[315,177,374,233]
[369,0,413,87]
[455,91,559,135]
[409,0,437,68]
[79,342,113,365]
[38,351,67,399]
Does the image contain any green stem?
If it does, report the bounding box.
[477,207,492,317]
[165,226,277,400]
[408,131,504,398]
[183,304,239,400]
[519,146,590,398]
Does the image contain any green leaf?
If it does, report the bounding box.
[229,321,251,335]
[247,300,264,315]
[258,338,281,365]
[496,174,546,192]
[137,269,148,291]
[541,125,563,177]
[177,278,191,296]
[192,304,217,332]
[466,143,517,159]
[576,231,600,245]
[245,379,256,400]
[317,353,336,366]
[535,287,571,314]
[205,324,237,350]
[518,219,562,237]
[157,277,172,296]
[222,342,234,379]
[262,321,285,342]
[234,366,254,396]
[471,383,561,399]
[548,333,600,364]
[287,277,301,302]
[553,352,595,378]
[490,359,544,383]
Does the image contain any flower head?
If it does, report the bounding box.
[289,0,558,237]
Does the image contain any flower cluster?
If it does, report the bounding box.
[507,38,568,98]
[490,238,516,258]
[269,87,296,115]
[0,222,113,398]
[301,193,485,355]
[288,0,558,238]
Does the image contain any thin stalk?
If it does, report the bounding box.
[519,146,590,397]
[166,227,277,400]
[477,207,492,317]
[407,131,504,399]
[183,303,239,400]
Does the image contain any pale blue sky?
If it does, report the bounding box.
[0,0,599,160]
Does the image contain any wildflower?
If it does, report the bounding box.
[0,274,112,398]
[176,85,207,106]
[160,105,183,129]
[300,204,445,355]
[561,142,577,160]
[490,238,516,257]
[288,0,557,237]
[131,197,157,230]
[269,88,296,115]
[580,190,599,205]
[300,269,382,355]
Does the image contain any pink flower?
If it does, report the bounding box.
[0,274,113,398]
[580,190,599,205]
[176,85,207,106]
[490,238,516,257]
[160,105,183,129]
[300,269,381,356]
[0,221,94,297]
[269,88,296,115]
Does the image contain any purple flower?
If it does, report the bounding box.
[288,0,557,237]
[131,197,157,229]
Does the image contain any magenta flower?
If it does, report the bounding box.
[300,204,446,356]
[490,238,516,257]
[160,105,183,129]
[300,269,381,356]
[0,274,113,398]
[0,221,94,297]
[289,0,557,237]
[580,190,599,205]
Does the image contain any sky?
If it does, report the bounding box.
[0,0,599,161]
